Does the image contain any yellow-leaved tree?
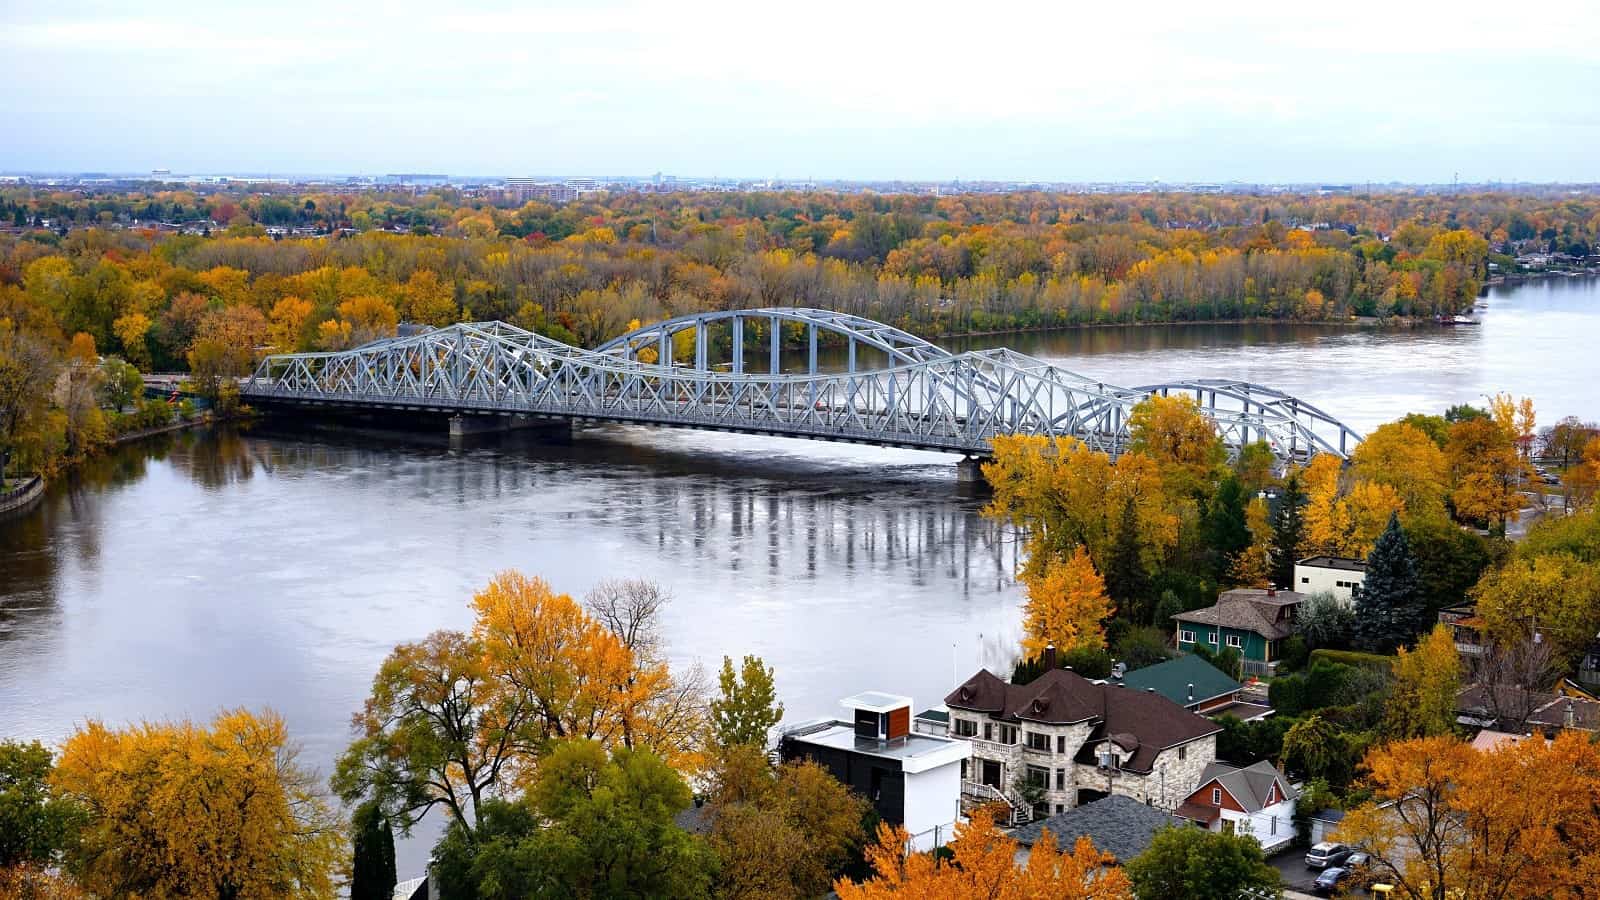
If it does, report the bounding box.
[1350,421,1450,522]
[1021,545,1113,656]
[1303,453,1405,557]
[834,807,1131,899]
[52,709,344,899]
[1383,624,1462,739]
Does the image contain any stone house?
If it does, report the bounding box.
[944,656,1220,822]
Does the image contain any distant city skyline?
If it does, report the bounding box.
[4,1,1597,184]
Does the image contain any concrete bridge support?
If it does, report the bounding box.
[956,455,987,485]
[448,414,571,442]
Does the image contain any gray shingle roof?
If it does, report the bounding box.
[1009,794,1182,861]
[1171,589,1305,641]
[1193,760,1296,812]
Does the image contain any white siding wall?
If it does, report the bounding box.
[1294,563,1365,606]
[1220,796,1297,852]
[902,764,962,851]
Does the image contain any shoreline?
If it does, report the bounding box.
[928,314,1437,342]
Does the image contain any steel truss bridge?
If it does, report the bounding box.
[242,308,1361,461]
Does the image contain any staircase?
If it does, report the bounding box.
[961,780,1034,826]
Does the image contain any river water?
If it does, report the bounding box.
[2,275,1595,872]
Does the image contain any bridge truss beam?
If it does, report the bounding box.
[244,312,1362,461]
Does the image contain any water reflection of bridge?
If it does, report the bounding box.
[244,309,1362,461]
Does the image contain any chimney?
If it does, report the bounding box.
[1566,700,1577,729]
[1043,643,1058,670]
[1267,587,1276,597]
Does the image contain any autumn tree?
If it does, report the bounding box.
[1021,544,1113,656]
[707,754,869,899]
[1446,416,1527,533]
[1383,624,1461,739]
[333,629,532,836]
[111,312,152,369]
[1351,421,1450,521]
[0,320,62,484]
[269,295,314,351]
[1471,551,1600,669]
[1338,732,1600,900]
[472,571,703,773]
[1229,494,1273,588]
[52,709,344,899]
[1126,394,1225,496]
[834,807,1131,900]
[710,654,783,750]
[1124,825,1280,900]
[401,269,459,326]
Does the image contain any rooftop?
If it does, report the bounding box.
[779,719,968,774]
[1113,653,1242,708]
[1010,794,1183,860]
[946,668,1220,773]
[1172,589,1305,640]
[842,691,913,713]
[1297,555,1367,572]
[1193,759,1296,813]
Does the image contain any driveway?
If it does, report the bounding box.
[1268,848,1320,894]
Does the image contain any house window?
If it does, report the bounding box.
[1026,731,1050,752]
[1226,634,1243,649]
[1301,576,1309,584]
[1055,769,1065,790]
[984,723,992,741]
[1179,629,1196,644]
[1270,816,1278,836]
[1057,735,1066,754]
[960,759,968,779]
[1178,745,1187,761]
[1056,804,1064,814]
[1024,764,1050,788]
[1212,787,1222,805]
[998,725,1018,745]
[953,718,977,738]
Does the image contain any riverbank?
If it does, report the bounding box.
[922,313,1452,343]
[0,476,46,517]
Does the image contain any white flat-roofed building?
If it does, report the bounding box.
[779,691,967,851]
[1294,555,1367,605]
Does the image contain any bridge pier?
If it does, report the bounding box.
[956,455,987,485]
[448,414,571,442]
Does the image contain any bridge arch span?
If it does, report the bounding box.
[593,307,952,374]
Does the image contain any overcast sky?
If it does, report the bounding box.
[3,0,1596,182]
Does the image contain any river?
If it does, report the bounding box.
[2,274,1595,873]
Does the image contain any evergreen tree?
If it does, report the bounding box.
[1353,513,1424,652]
[1105,499,1154,624]
[1202,475,1251,584]
[350,800,396,900]
[1269,473,1308,589]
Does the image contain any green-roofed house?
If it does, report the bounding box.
[1112,654,1272,720]
[1171,587,1306,678]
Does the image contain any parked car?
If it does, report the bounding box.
[1313,866,1350,894]
[1305,841,1354,869]
[1345,851,1371,869]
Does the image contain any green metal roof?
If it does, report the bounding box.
[1115,654,1241,708]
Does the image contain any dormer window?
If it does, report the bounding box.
[1212,787,1222,805]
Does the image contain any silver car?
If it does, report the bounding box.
[1305,841,1353,869]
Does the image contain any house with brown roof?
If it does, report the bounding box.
[944,652,1220,823]
[1172,588,1306,677]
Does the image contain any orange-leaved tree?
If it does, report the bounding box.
[834,807,1131,899]
[1337,731,1600,900]
[1021,544,1113,656]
